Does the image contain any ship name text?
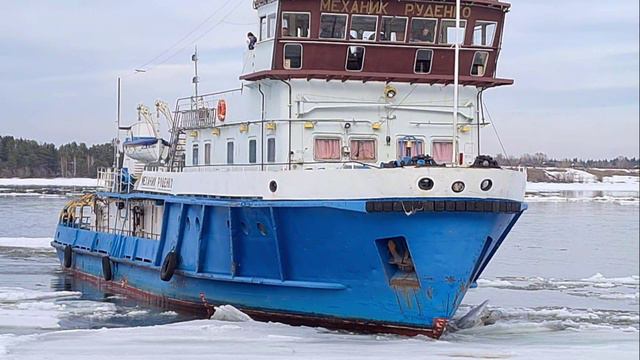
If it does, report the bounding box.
[320,1,472,18]
[140,175,174,191]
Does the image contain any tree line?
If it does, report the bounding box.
[495,153,639,169]
[0,136,114,178]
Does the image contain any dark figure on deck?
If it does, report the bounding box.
[247,32,257,50]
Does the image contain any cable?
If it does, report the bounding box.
[143,1,244,72]
[134,0,234,71]
[481,99,511,165]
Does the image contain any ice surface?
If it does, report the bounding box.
[1,312,638,360]
[0,237,53,250]
[211,305,253,322]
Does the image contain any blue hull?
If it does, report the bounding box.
[53,194,525,337]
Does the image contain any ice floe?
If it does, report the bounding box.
[0,178,97,187]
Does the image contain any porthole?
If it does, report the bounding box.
[418,178,434,191]
[257,223,268,236]
[452,181,465,193]
[480,179,493,191]
[269,180,278,193]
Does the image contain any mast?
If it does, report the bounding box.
[114,77,121,168]
[452,0,461,165]
[192,46,199,109]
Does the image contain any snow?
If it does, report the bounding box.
[0,238,53,250]
[526,181,639,193]
[0,178,97,187]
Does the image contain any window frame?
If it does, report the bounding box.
[349,138,377,162]
[345,45,366,72]
[439,19,467,45]
[267,13,277,39]
[396,136,425,158]
[267,137,276,163]
[192,143,199,166]
[259,16,268,41]
[313,137,342,161]
[281,11,311,38]
[349,14,379,42]
[226,140,235,165]
[248,138,257,164]
[319,13,348,40]
[283,43,303,70]
[204,142,212,165]
[431,139,454,164]
[380,16,408,43]
[472,20,497,47]
[409,17,438,44]
[414,49,434,74]
[470,51,489,77]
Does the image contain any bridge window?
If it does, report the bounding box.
[284,44,302,69]
[350,15,377,41]
[204,143,211,165]
[320,13,347,39]
[440,19,467,45]
[432,141,453,164]
[314,138,341,160]
[267,138,276,163]
[226,141,234,164]
[471,51,489,76]
[282,12,310,38]
[381,16,407,42]
[410,18,436,43]
[397,138,424,158]
[268,14,276,38]
[346,46,365,71]
[350,139,376,161]
[192,144,199,166]
[249,139,257,164]
[473,21,496,47]
[414,49,433,73]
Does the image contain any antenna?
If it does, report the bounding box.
[192,46,199,108]
[452,0,461,166]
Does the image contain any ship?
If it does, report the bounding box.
[53,0,526,338]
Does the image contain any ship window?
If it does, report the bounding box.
[268,13,277,38]
[440,19,467,45]
[320,13,347,39]
[350,139,376,161]
[267,138,276,163]
[381,16,407,42]
[345,46,365,71]
[314,138,341,160]
[284,44,302,69]
[192,144,199,166]
[410,18,436,43]
[350,15,377,41]
[473,21,496,47]
[282,12,310,38]
[471,51,489,76]
[204,143,211,165]
[432,141,453,164]
[414,49,433,73]
[397,138,424,158]
[260,16,268,41]
[249,139,257,164]
[226,141,234,164]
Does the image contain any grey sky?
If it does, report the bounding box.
[1,0,638,159]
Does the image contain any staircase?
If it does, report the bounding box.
[168,107,187,172]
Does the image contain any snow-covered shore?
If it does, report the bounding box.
[0,178,97,187]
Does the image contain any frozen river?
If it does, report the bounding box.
[0,188,638,359]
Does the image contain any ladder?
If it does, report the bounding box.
[168,108,186,172]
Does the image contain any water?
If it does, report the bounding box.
[0,192,638,359]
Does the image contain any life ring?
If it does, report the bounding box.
[160,251,178,282]
[217,99,227,121]
[101,256,113,281]
[63,245,73,268]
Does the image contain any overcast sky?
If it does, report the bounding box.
[1,0,638,159]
